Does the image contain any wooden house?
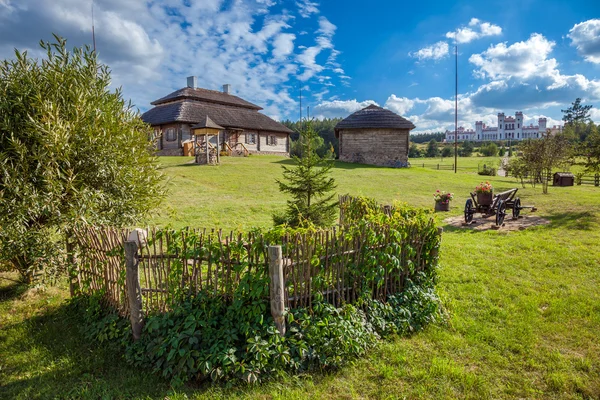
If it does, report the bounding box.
[141,76,293,156]
[334,104,415,167]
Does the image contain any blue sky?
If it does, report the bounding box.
[1,0,599,132]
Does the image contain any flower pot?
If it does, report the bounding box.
[477,192,493,206]
[435,202,450,212]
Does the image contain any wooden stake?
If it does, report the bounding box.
[125,241,144,340]
[268,245,286,336]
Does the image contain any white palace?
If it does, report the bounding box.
[444,112,562,142]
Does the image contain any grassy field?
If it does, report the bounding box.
[1,155,600,399]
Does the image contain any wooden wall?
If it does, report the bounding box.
[153,124,289,156]
[338,128,409,167]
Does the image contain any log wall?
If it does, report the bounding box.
[338,128,409,167]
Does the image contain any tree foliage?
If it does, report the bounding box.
[408,143,422,158]
[0,36,165,282]
[459,141,474,157]
[426,139,439,158]
[480,142,499,157]
[274,121,337,227]
[582,128,600,174]
[562,98,592,126]
[282,118,341,157]
[410,132,445,144]
[514,135,572,194]
[441,146,453,158]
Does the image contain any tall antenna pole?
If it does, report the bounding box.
[454,43,458,174]
[299,86,303,133]
[92,0,97,53]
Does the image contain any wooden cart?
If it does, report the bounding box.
[464,188,534,226]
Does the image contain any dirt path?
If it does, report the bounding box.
[444,214,550,232]
[497,156,509,176]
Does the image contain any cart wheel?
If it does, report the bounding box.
[464,199,474,223]
[512,198,521,219]
[496,200,507,226]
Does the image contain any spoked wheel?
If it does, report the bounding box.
[512,198,521,219]
[464,199,474,223]
[496,200,507,226]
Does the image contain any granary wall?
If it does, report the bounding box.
[338,128,409,167]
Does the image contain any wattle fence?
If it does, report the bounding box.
[72,196,442,337]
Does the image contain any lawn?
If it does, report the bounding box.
[1,155,599,399]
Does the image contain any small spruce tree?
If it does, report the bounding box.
[274,121,337,227]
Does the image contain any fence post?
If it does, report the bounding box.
[66,233,77,297]
[124,241,144,341]
[596,174,599,187]
[268,245,286,336]
[437,164,440,170]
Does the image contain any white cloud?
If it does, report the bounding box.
[272,33,296,59]
[296,16,341,81]
[0,0,347,118]
[384,95,415,115]
[316,16,336,36]
[409,41,449,61]
[296,0,319,18]
[467,33,600,110]
[469,33,556,80]
[568,19,600,64]
[446,18,502,44]
[313,99,378,119]
[589,108,600,123]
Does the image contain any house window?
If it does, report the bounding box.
[267,135,278,146]
[166,128,176,142]
[246,133,256,144]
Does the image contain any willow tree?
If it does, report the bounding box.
[0,36,165,282]
[274,121,337,227]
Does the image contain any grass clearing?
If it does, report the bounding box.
[1,155,600,399]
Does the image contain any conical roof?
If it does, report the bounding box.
[191,116,225,130]
[335,104,415,135]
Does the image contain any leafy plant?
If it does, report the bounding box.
[0,36,165,282]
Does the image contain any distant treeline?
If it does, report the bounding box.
[409,132,446,143]
[281,118,342,157]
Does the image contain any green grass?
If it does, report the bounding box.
[1,155,600,399]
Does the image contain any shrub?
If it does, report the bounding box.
[73,282,442,386]
[0,36,165,283]
[478,164,497,176]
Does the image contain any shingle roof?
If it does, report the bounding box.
[334,104,415,137]
[151,87,262,110]
[141,100,293,134]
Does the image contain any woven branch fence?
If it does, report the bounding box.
[73,196,442,337]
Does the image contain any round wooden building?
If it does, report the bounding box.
[334,104,415,167]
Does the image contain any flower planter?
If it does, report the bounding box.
[477,192,493,206]
[435,202,450,212]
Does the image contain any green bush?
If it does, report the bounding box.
[73,278,442,386]
[0,36,165,283]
